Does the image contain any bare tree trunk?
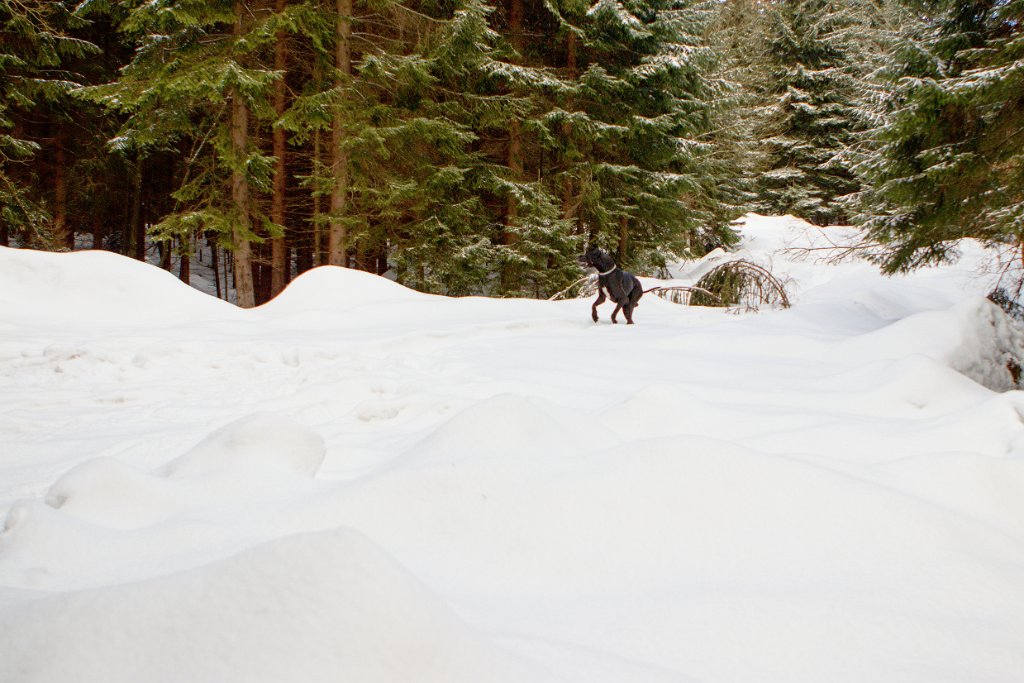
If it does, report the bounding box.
[562,30,577,222]
[128,157,143,260]
[179,236,190,284]
[54,126,70,249]
[210,238,222,299]
[506,0,524,226]
[160,240,172,270]
[91,212,104,249]
[618,215,629,263]
[135,176,146,262]
[508,119,523,222]
[313,129,323,266]
[328,0,351,267]
[230,0,257,308]
[270,0,288,296]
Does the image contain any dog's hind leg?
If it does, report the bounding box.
[591,289,607,323]
[624,288,642,324]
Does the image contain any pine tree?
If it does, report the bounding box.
[855,0,1024,275]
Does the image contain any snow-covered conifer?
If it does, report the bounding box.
[855,0,1024,277]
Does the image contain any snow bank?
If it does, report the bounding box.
[0,246,240,326]
[841,297,1024,392]
[257,265,429,316]
[0,528,550,683]
[666,214,1024,392]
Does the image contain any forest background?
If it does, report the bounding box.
[1,0,1022,307]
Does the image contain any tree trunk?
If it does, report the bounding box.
[255,242,273,303]
[312,129,323,266]
[160,240,172,270]
[210,238,222,299]
[91,212,104,249]
[328,0,352,267]
[618,215,629,263]
[54,126,71,249]
[508,119,523,223]
[562,30,577,222]
[270,0,288,296]
[128,157,143,260]
[506,0,524,227]
[179,237,190,284]
[230,0,257,308]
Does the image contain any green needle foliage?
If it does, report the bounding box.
[1,0,98,246]
[753,0,884,226]
[854,0,1024,275]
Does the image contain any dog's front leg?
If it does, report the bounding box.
[592,288,606,322]
[611,303,622,324]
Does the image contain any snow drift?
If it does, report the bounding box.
[0,245,241,326]
[0,529,550,683]
[2,214,1024,682]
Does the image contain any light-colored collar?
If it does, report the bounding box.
[598,265,617,276]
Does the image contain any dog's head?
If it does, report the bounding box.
[579,247,613,271]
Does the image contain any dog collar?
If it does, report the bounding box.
[598,266,617,276]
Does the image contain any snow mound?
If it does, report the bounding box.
[161,412,325,479]
[0,246,239,326]
[42,458,183,530]
[399,393,586,468]
[949,299,1024,392]
[258,265,428,315]
[0,414,327,585]
[29,414,324,532]
[844,298,1024,392]
[0,528,550,683]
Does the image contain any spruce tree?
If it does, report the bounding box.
[855,0,1024,275]
[1,0,99,247]
[542,0,736,269]
[753,0,881,225]
[83,0,285,306]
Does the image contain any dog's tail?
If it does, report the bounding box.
[643,285,719,299]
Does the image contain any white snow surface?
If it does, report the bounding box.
[2,214,1024,682]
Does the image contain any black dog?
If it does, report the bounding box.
[580,247,643,324]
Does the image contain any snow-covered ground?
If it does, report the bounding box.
[2,214,1023,682]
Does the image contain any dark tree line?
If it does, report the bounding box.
[2,0,1022,305]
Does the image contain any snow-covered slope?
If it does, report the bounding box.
[2,215,1023,682]
[0,245,243,327]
